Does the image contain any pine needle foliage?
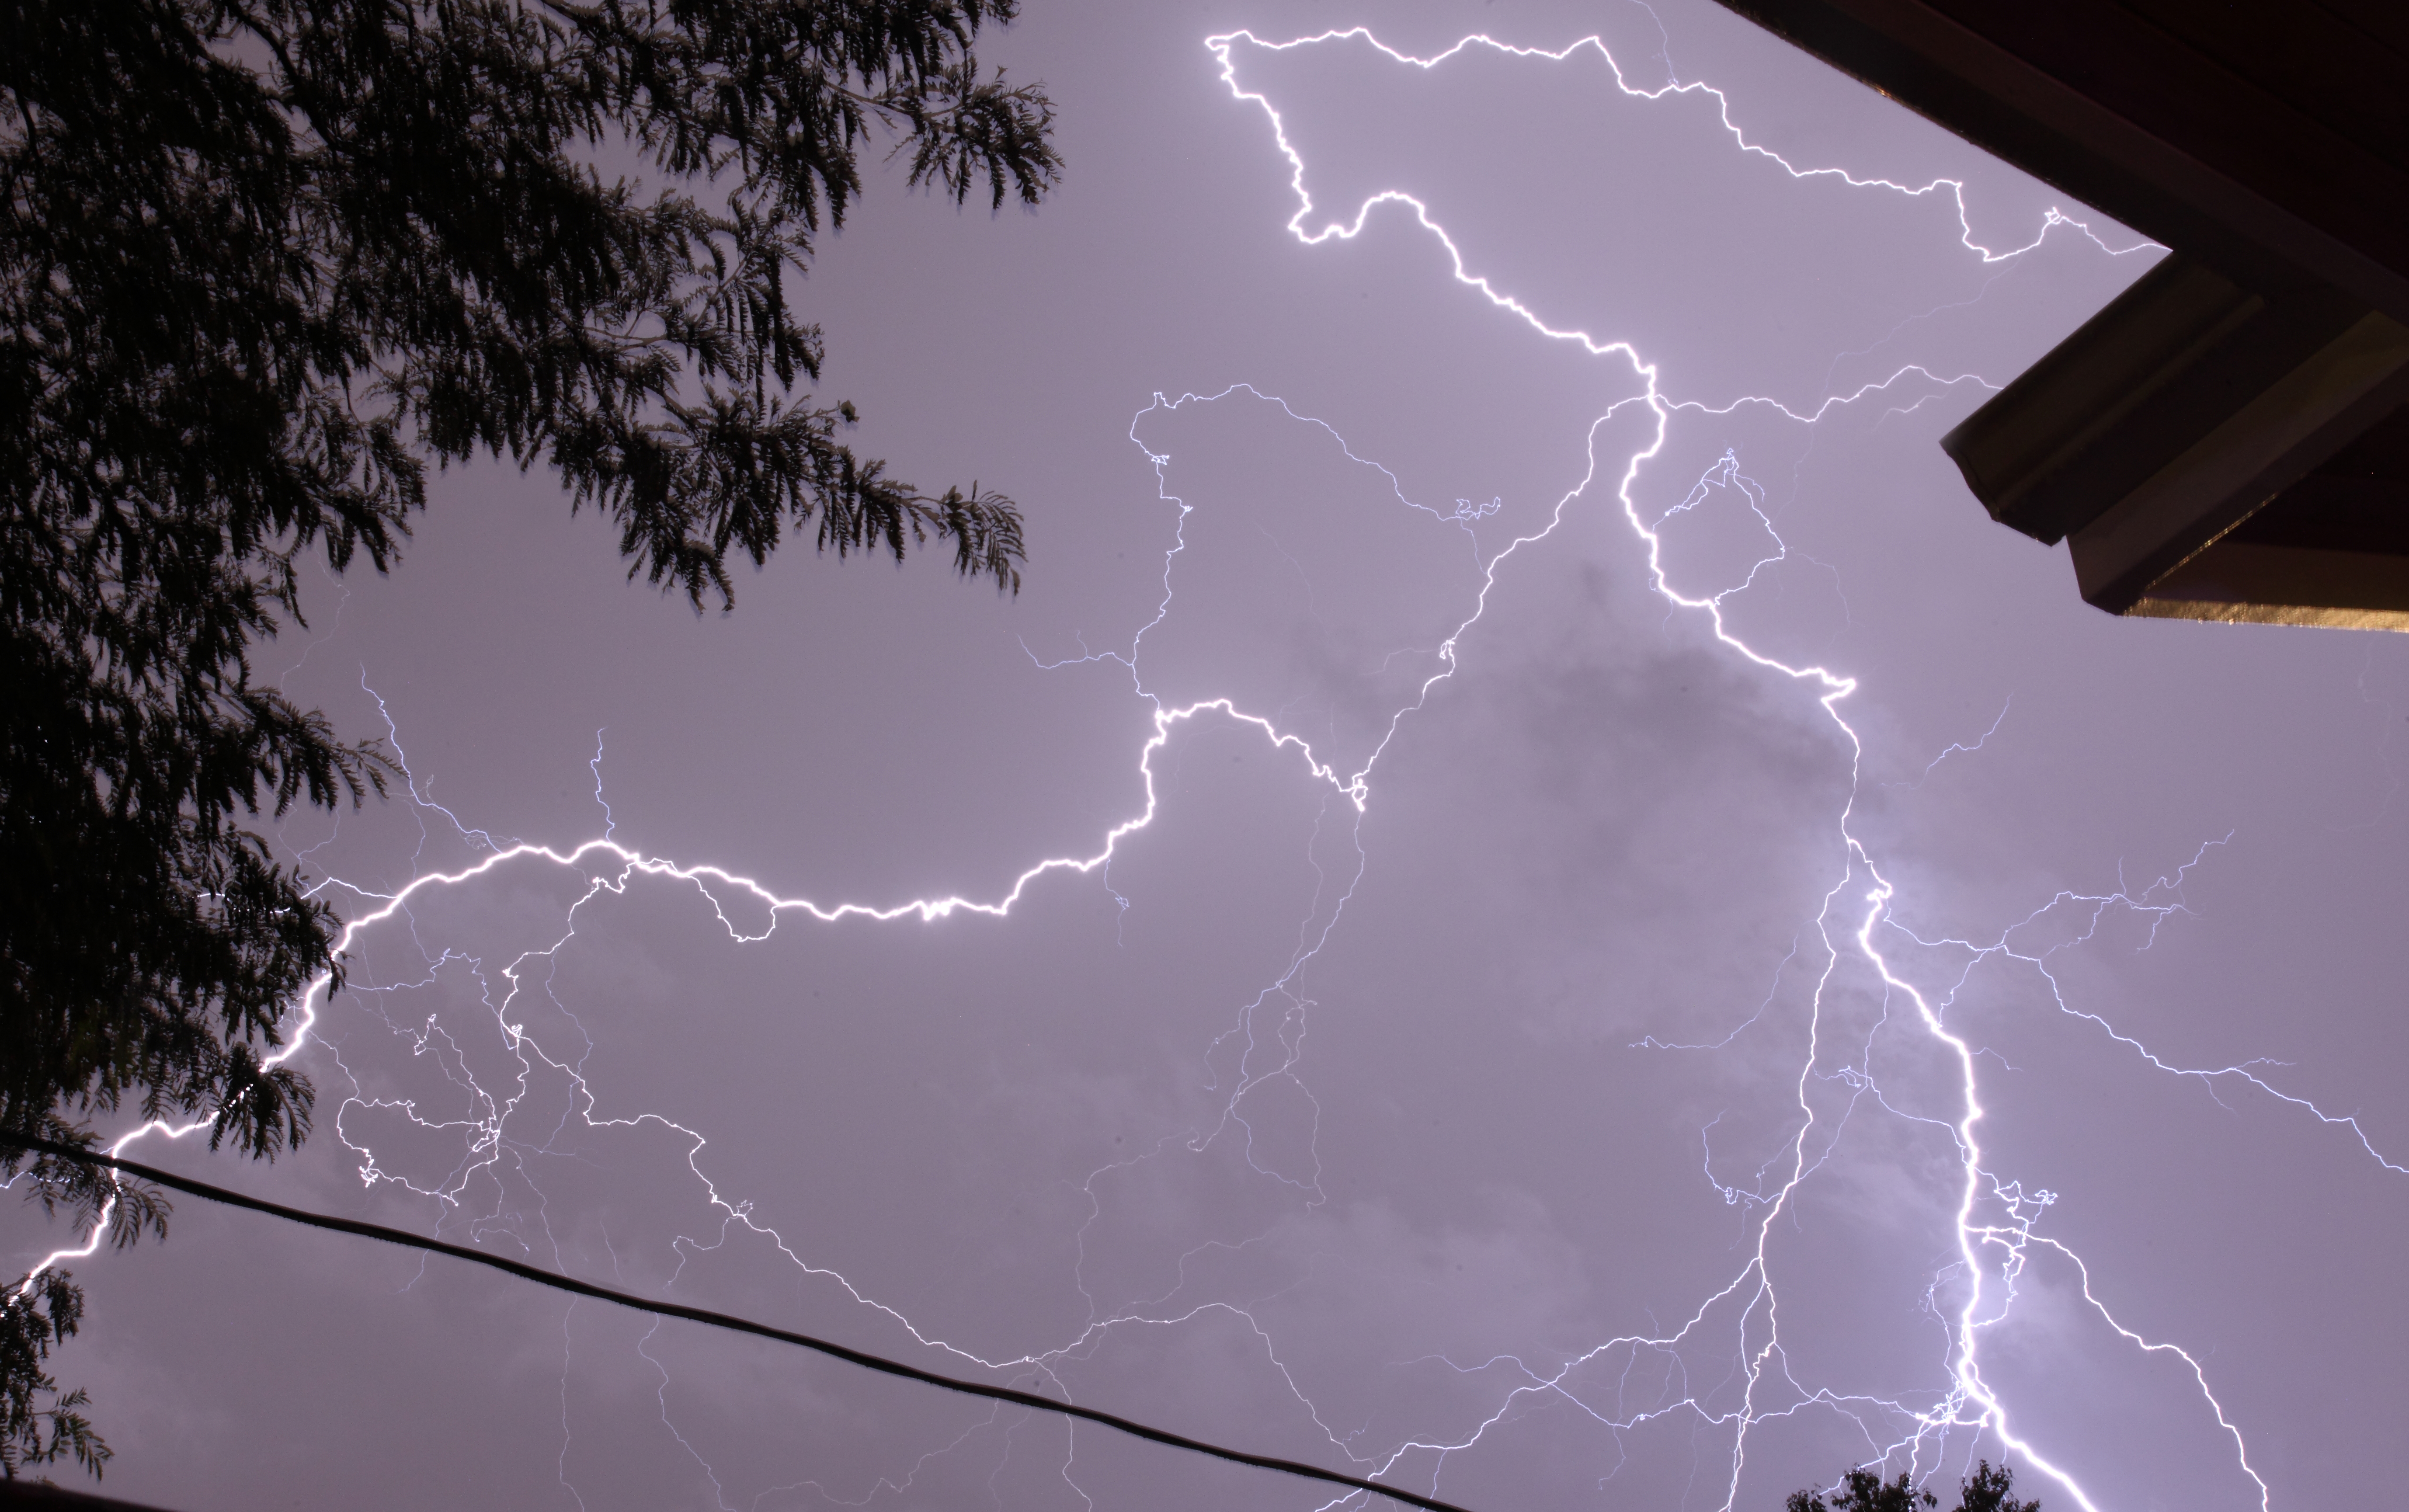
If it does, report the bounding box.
[2,0,1058,1474]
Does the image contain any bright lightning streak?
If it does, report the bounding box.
[1196,24,2371,1512]
[1204,28,2150,365]
[18,22,2392,1512]
[1890,697,2013,787]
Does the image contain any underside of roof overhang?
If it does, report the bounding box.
[1712,0,2409,629]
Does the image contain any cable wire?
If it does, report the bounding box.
[5,1134,1477,1512]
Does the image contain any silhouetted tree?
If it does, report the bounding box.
[1787,1460,2040,1512]
[1955,1460,2041,1512]
[2,0,1058,1473]
[1789,1466,1937,1512]
[0,1272,105,1479]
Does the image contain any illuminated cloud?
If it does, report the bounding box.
[16,5,2402,1510]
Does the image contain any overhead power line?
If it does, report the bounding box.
[6,1135,1477,1512]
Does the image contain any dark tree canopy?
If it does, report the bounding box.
[1,0,1057,1474]
[0,1271,104,1479]
[1788,1460,2041,1512]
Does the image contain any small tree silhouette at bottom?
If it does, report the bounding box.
[1787,1460,2039,1512]
[0,1270,107,1478]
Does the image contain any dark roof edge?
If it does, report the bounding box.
[1711,0,2409,323]
[1941,254,2366,543]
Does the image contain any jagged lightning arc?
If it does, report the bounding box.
[19,22,2398,1512]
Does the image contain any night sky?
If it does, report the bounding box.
[15,3,2408,1509]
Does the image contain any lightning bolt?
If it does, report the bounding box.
[20,21,2398,1512]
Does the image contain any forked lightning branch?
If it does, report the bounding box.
[31,26,2397,1512]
